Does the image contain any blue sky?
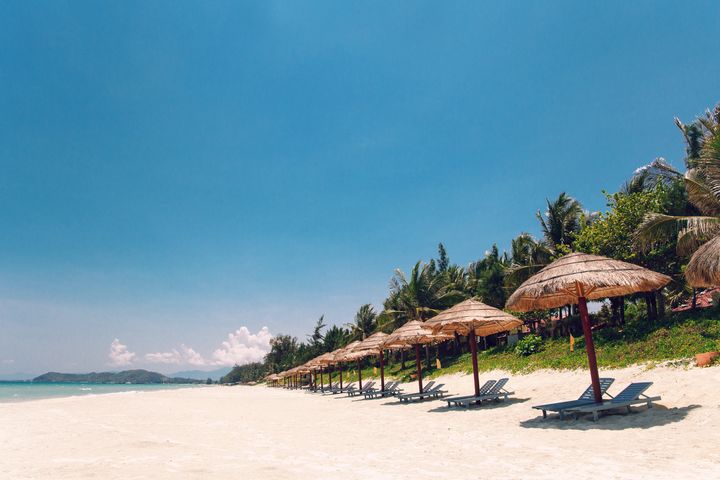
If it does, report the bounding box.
[1,1,719,375]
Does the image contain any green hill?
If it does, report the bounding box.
[32,369,202,384]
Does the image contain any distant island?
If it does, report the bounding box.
[33,369,204,384]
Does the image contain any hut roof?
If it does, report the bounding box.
[506,252,671,311]
[342,332,389,360]
[425,298,523,336]
[685,236,720,288]
[382,320,452,349]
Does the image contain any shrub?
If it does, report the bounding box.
[515,334,544,356]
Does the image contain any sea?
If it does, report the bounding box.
[0,382,201,403]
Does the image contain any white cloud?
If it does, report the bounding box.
[211,326,272,366]
[145,345,207,366]
[143,327,272,368]
[108,339,136,366]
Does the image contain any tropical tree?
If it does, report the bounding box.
[346,304,377,340]
[381,261,464,331]
[306,316,326,353]
[505,233,553,290]
[323,325,350,352]
[264,334,298,373]
[536,192,584,251]
[465,245,509,308]
[636,105,720,271]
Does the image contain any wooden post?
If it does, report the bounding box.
[468,329,480,397]
[379,350,385,391]
[578,293,602,403]
[339,363,343,389]
[414,343,423,393]
[357,359,363,390]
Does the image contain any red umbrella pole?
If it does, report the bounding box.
[357,359,363,390]
[379,350,385,391]
[469,329,480,397]
[320,369,324,392]
[414,343,423,393]
[579,295,602,403]
[339,364,343,389]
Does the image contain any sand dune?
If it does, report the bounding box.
[1,364,719,479]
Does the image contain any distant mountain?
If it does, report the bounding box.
[169,367,232,381]
[33,369,202,384]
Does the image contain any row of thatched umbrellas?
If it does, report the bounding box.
[269,253,672,404]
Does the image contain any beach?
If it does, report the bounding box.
[1,365,719,479]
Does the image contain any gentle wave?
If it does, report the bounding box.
[0,382,201,403]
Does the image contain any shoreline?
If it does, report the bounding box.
[1,364,718,479]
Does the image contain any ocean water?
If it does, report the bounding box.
[0,382,201,403]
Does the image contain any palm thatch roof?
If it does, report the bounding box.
[333,341,362,362]
[685,236,720,287]
[342,332,389,361]
[506,252,671,311]
[307,352,335,367]
[382,320,452,349]
[425,298,523,336]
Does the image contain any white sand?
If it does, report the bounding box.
[1,364,719,479]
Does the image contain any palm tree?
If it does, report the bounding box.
[346,304,377,340]
[636,106,720,263]
[323,325,350,352]
[536,192,583,250]
[505,233,552,290]
[381,261,464,331]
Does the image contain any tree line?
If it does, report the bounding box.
[221,102,720,384]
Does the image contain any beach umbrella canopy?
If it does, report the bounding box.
[425,298,523,397]
[685,236,720,288]
[342,332,390,390]
[382,321,452,393]
[506,252,670,402]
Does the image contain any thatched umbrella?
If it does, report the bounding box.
[506,252,670,402]
[426,298,523,398]
[382,321,452,393]
[685,236,720,287]
[342,332,389,391]
[334,341,362,388]
[311,352,335,392]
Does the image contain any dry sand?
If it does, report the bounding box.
[1,364,719,479]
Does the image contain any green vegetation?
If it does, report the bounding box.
[327,311,720,384]
[223,101,720,385]
[33,369,202,384]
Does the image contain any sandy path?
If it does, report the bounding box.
[1,364,719,479]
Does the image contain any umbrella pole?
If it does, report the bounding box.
[579,295,602,402]
[379,350,385,391]
[414,344,423,393]
[328,367,333,390]
[469,329,480,397]
[357,359,362,390]
[320,369,324,392]
[339,364,343,389]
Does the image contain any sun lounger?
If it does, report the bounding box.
[445,380,497,407]
[532,378,615,419]
[320,382,342,394]
[347,381,376,397]
[446,378,513,407]
[398,383,447,403]
[363,381,403,399]
[565,382,661,422]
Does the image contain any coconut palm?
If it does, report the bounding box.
[505,233,553,289]
[380,261,464,332]
[346,304,377,340]
[636,106,720,268]
[536,192,584,250]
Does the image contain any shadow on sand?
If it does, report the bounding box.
[518,404,701,430]
[426,397,531,413]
